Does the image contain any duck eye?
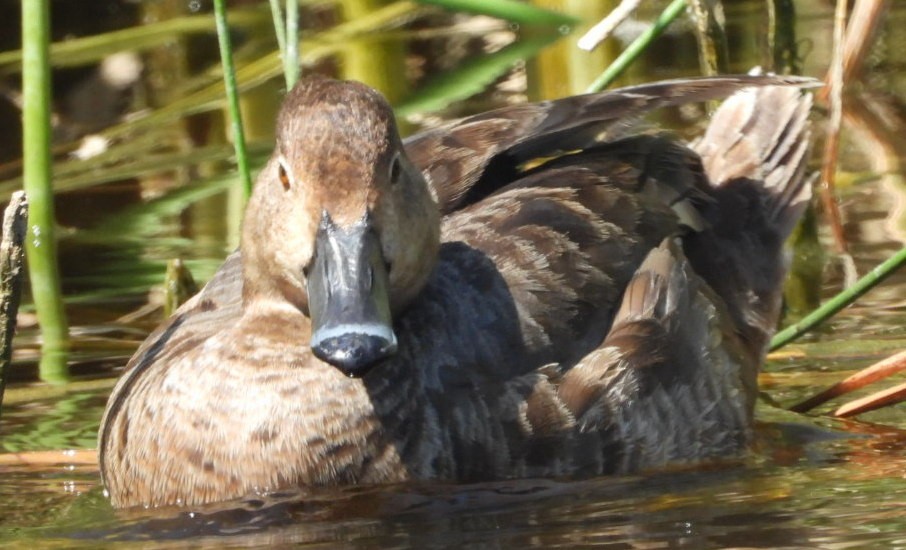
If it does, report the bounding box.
[278,160,291,191]
[388,154,402,185]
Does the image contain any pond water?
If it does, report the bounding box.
[2,0,906,547]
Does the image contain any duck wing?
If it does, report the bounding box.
[437,133,712,372]
[554,83,812,473]
[404,74,817,215]
[557,238,755,473]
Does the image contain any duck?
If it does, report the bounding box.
[98,73,814,509]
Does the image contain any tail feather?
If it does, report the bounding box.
[694,85,813,240]
[682,82,814,361]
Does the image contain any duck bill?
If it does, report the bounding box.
[307,212,397,377]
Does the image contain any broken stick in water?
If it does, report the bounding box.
[0,191,28,415]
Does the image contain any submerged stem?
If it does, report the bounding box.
[771,245,906,350]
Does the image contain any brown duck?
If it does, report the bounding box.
[99,74,814,508]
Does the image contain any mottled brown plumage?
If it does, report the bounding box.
[99,74,814,508]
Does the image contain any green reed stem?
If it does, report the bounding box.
[21,0,69,381]
[770,245,906,350]
[213,0,253,198]
[285,0,300,88]
[585,0,687,93]
[268,0,288,73]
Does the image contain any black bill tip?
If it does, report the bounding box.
[311,324,397,377]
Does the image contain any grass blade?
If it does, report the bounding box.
[269,0,288,69]
[395,33,560,117]
[585,0,687,93]
[0,10,268,71]
[213,0,253,198]
[416,0,577,26]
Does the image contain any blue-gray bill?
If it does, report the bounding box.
[307,211,397,376]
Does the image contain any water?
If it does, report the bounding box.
[2,1,906,547]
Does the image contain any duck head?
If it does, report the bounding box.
[241,77,440,376]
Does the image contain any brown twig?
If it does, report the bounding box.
[816,0,889,103]
[0,448,98,467]
[816,0,889,256]
[819,0,849,255]
[789,0,904,419]
[791,349,906,413]
[0,191,28,416]
[835,381,906,418]
[685,0,728,76]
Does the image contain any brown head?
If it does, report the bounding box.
[241,76,440,376]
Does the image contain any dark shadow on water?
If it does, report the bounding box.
[56,469,815,548]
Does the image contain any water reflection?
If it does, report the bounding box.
[27,448,906,548]
[4,410,906,548]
